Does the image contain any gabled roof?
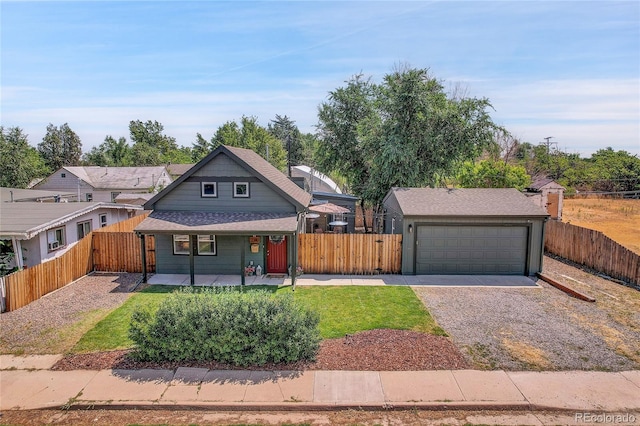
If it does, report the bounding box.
[384,187,549,217]
[527,177,566,191]
[144,145,311,210]
[0,202,142,239]
[40,166,171,190]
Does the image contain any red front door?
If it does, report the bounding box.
[266,236,288,274]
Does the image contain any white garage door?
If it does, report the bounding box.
[415,225,528,275]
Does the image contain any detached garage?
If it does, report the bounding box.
[383,188,549,276]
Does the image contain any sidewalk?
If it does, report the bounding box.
[1,355,639,414]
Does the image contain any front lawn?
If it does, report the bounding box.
[72,284,444,353]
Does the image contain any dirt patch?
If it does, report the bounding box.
[0,408,582,426]
[563,198,640,254]
[0,273,138,355]
[414,256,640,371]
[52,329,468,371]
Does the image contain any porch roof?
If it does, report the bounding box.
[134,211,299,235]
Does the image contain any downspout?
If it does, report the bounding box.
[540,217,549,274]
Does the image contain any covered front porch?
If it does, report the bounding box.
[134,211,301,286]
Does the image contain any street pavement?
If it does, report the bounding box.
[1,355,639,417]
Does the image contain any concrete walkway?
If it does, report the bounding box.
[148,273,540,287]
[1,355,638,414]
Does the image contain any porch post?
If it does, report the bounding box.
[11,237,23,270]
[137,233,147,283]
[291,232,297,289]
[240,238,246,286]
[189,235,195,286]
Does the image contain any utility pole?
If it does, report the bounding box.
[542,136,557,154]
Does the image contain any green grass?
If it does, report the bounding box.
[72,284,445,353]
[72,285,173,353]
[293,286,446,338]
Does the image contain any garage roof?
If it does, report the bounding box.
[385,188,549,217]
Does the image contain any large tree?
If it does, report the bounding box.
[268,114,303,175]
[37,123,82,170]
[212,116,287,171]
[316,67,497,229]
[128,120,186,165]
[456,160,531,190]
[0,126,49,188]
[83,135,131,166]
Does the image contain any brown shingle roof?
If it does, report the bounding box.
[386,188,549,217]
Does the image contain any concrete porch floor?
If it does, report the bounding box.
[147,274,540,287]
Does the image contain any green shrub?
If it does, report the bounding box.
[129,287,321,366]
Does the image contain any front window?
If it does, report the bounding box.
[233,182,249,198]
[99,214,108,228]
[173,235,216,255]
[173,235,190,255]
[77,220,92,239]
[197,235,216,255]
[47,227,66,251]
[85,193,93,202]
[201,182,217,197]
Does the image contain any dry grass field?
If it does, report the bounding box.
[562,198,640,255]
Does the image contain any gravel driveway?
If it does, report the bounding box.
[414,257,640,371]
[0,272,138,355]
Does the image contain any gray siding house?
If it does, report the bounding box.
[0,197,140,269]
[383,188,549,276]
[34,166,172,203]
[135,145,312,284]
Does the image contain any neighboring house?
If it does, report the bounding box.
[291,165,342,194]
[34,166,173,203]
[166,163,195,179]
[524,178,565,220]
[114,192,154,207]
[1,187,75,203]
[383,188,549,276]
[135,145,312,284]
[0,199,141,269]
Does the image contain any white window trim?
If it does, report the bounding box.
[172,234,217,255]
[201,182,218,198]
[47,227,66,251]
[233,182,250,198]
[77,220,92,239]
[99,214,108,228]
[197,235,216,255]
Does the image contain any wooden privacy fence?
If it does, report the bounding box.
[545,220,640,285]
[94,212,150,232]
[2,233,93,312]
[299,234,402,274]
[1,214,152,312]
[93,233,155,273]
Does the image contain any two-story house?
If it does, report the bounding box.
[134,145,312,284]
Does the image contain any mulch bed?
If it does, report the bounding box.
[52,329,468,371]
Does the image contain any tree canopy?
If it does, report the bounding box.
[316,67,498,213]
[37,123,82,170]
[128,120,191,165]
[211,116,287,171]
[0,126,49,188]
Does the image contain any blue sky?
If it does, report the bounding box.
[2,1,639,156]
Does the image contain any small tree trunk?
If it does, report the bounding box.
[360,200,369,233]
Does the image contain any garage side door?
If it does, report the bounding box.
[415,225,528,275]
